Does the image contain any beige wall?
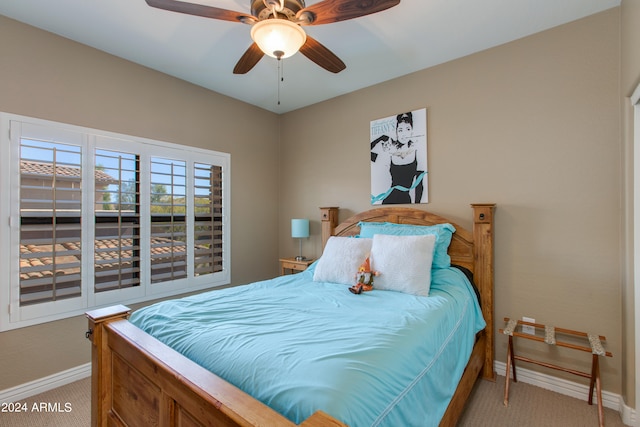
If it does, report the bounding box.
[621,0,640,411]
[280,8,624,397]
[0,15,280,390]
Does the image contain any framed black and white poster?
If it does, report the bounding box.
[370,108,428,205]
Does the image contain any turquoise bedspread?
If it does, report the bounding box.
[130,264,485,427]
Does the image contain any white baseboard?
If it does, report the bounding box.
[0,363,91,404]
[495,361,637,426]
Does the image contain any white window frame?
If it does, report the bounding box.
[0,113,231,331]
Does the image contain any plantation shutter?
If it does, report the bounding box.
[150,157,187,283]
[193,163,224,276]
[94,149,141,292]
[19,140,82,305]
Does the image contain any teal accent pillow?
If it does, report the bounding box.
[358,221,456,268]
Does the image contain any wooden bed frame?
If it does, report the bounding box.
[86,204,495,427]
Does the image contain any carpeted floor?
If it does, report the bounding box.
[0,375,628,426]
[457,376,627,427]
[0,378,90,427]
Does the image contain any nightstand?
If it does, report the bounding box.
[279,257,314,275]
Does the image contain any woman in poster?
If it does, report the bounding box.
[371,110,427,204]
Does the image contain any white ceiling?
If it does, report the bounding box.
[0,0,620,113]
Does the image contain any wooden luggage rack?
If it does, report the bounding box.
[499,317,612,427]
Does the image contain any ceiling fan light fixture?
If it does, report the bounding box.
[250,19,306,59]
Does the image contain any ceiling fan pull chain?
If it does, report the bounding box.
[274,50,285,106]
[277,57,282,105]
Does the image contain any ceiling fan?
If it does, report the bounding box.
[145,0,401,74]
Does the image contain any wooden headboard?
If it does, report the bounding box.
[319,205,496,382]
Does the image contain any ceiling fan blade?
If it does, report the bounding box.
[145,0,254,23]
[233,43,265,74]
[299,36,346,73]
[297,0,400,25]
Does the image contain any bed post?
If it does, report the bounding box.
[85,304,131,427]
[471,204,496,381]
[320,207,339,250]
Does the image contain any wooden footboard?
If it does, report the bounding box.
[87,204,495,427]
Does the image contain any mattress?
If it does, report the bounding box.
[130,263,485,427]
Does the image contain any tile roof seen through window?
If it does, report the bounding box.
[20,237,188,281]
[21,160,118,183]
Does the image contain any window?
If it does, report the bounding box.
[0,113,230,331]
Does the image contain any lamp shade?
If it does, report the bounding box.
[250,19,307,59]
[291,218,309,238]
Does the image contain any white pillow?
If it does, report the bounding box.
[370,234,436,296]
[313,237,372,285]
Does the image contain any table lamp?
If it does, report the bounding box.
[291,218,309,261]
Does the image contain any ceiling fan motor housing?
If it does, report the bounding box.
[252,0,305,21]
